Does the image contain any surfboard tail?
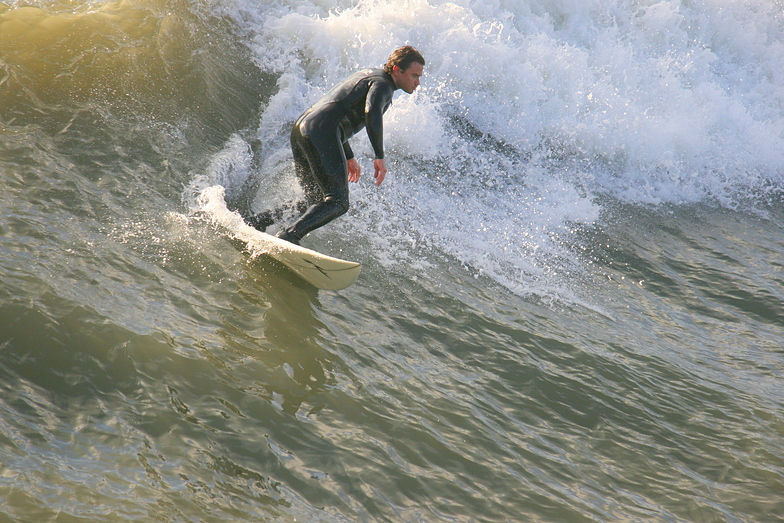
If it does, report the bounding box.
[200,185,361,290]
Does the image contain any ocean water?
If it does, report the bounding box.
[1,0,783,521]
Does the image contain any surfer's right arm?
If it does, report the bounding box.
[373,159,387,185]
[364,78,393,186]
[364,79,394,162]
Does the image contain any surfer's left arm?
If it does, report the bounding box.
[343,140,354,163]
[348,158,361,182]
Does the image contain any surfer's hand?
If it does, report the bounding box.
[347,158,361,183]
[373,159,387,186]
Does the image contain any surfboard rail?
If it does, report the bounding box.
[260,238,361,290]
[200,186,361,290]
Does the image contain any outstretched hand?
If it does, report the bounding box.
[347,158,387,185]
[373,159,387,186]
[347,158,361,183]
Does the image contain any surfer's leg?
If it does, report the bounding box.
[246,209,275,231]
[278,128,349,244]
[246,202,301,232]
[292,134,324,211]
[246,132,320,233]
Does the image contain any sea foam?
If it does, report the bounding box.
[207,0,784,297]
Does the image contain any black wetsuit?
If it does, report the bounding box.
[250,68,397,244]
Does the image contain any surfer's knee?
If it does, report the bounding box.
[325,194,349,216]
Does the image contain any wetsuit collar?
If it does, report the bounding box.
[383,70,399,91]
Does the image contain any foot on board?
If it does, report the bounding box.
[246,210,275,232]
[275,230,301,246]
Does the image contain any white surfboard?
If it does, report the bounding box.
[246,231,361,290]
[198,186,361,290]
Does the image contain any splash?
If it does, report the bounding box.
[200,0,784,298]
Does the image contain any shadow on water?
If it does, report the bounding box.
[141,262,354,520]
[215,257,335,415]
[0,237,347,520]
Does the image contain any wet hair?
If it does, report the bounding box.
[384,45,425,74]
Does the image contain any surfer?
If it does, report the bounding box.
[247,45,425,245]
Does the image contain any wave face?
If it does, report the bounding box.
[1,0,783,522]
[198,0,784,297]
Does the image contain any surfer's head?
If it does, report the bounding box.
[385,46,425,94]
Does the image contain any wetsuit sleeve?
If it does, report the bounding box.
[365,81,393,160]
[343,141,354,160]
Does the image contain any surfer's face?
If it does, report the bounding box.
[392,62,423,94]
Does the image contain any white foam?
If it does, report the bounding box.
[202,0,784,298]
